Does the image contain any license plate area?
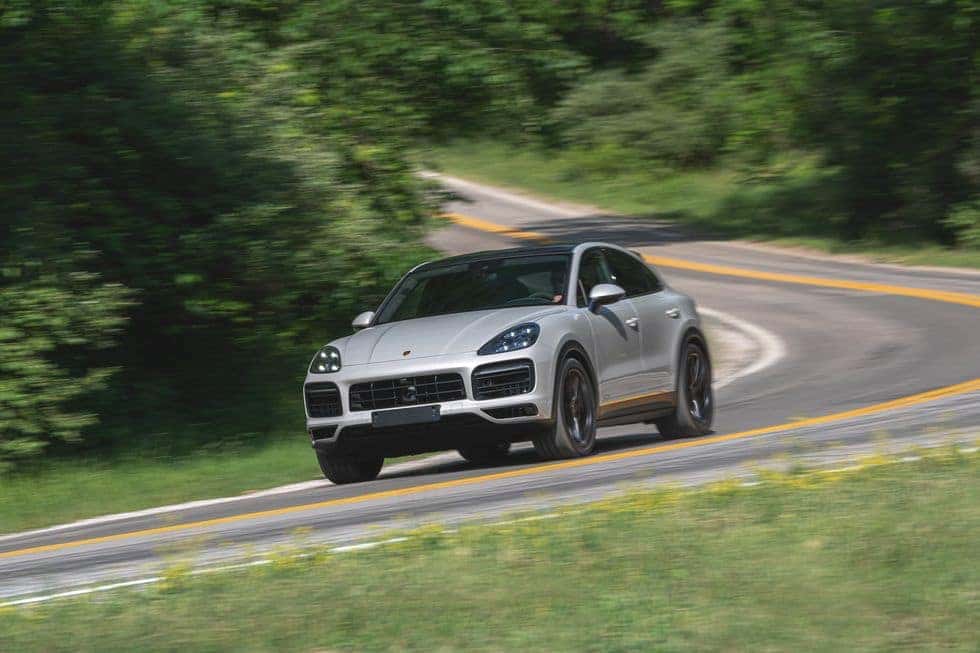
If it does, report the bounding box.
[371,404,441,428]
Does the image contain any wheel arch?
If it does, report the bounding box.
[673,326,710,391]
[555,339,599,417]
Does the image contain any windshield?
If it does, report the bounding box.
[375,254,570,325]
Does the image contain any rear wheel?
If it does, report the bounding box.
[657,337,713,439]
[534,357,597,459]
[316,451,384,484]
[457,442,511,465]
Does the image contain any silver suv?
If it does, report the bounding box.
[304,243,713,483]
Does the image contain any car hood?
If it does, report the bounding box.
[337,306,566,365]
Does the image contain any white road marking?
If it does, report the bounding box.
[2,537,406,607]
[823,465,865,473]
[2,577,164,607]
[330,537,409,553]
[699,307,787,389]
[0,512,569,606]
[0,452,462,545]
[421,171,587,218]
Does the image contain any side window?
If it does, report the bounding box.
[576,249,612,307]
[604,249,661,297]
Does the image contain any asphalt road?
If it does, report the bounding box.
[2,175,978,601]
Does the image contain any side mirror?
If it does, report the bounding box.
[351,311,375,329]
[588,283,626,312]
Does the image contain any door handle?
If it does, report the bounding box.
[625,317,640,329]
[665,307,681,319]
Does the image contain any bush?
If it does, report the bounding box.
[0,263,131,469]
[945,201,980,250]
[553,22,736,167]
[0,1,433,465]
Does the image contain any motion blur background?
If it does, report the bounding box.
[1,0,977,484]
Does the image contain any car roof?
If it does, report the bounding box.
[416,244,578,271]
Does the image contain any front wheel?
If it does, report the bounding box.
[657,337,714,439]
[316,451,384,484]
[534,357,597,460]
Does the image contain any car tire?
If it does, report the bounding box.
[534,357,597,460]
[657,337,714,439]
[457,442,511,465]
[316,451,384,484]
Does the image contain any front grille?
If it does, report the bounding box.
[472,360,535,400]
[349,373,465,411]
[305,382,342,418]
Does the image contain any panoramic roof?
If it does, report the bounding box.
[419,244,577,270]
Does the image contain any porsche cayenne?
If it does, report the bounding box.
[303,243,713,483]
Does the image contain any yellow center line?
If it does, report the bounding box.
[2,210,978,560]
[441,211,980,308]
[442,212,553,243]
[641,254,980,308]
[3,377,979,560]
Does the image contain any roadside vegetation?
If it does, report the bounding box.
[1,1,977,507]
[0,436,314,534]
[0,436,436,534]
[3,449,978,651]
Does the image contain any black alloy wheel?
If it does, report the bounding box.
[656,338,713,439]
[534,357,597,459]
[562,366,596,448]
[684,343,713,425]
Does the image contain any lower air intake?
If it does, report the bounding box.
[305,382,342,418]
[472,360,535,400]
[484,404,538,419]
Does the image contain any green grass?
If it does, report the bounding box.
[3,449,978,651]
[426,142,980,269]
[0,438,436,534]
[429,141,738,219]
[0,436,322,534]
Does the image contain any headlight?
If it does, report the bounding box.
[478,323,540,356]
[309,346,342,373]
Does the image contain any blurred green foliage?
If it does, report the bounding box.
[554,21,735,167]
[553,0,979,242]
[0,0,439,467]
[1,0,976,469]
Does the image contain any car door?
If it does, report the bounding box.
[576,248,645,406]
[602,248,677,397]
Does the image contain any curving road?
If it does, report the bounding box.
[2,174,979,602]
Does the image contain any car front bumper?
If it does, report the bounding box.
[303,349,556,456]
